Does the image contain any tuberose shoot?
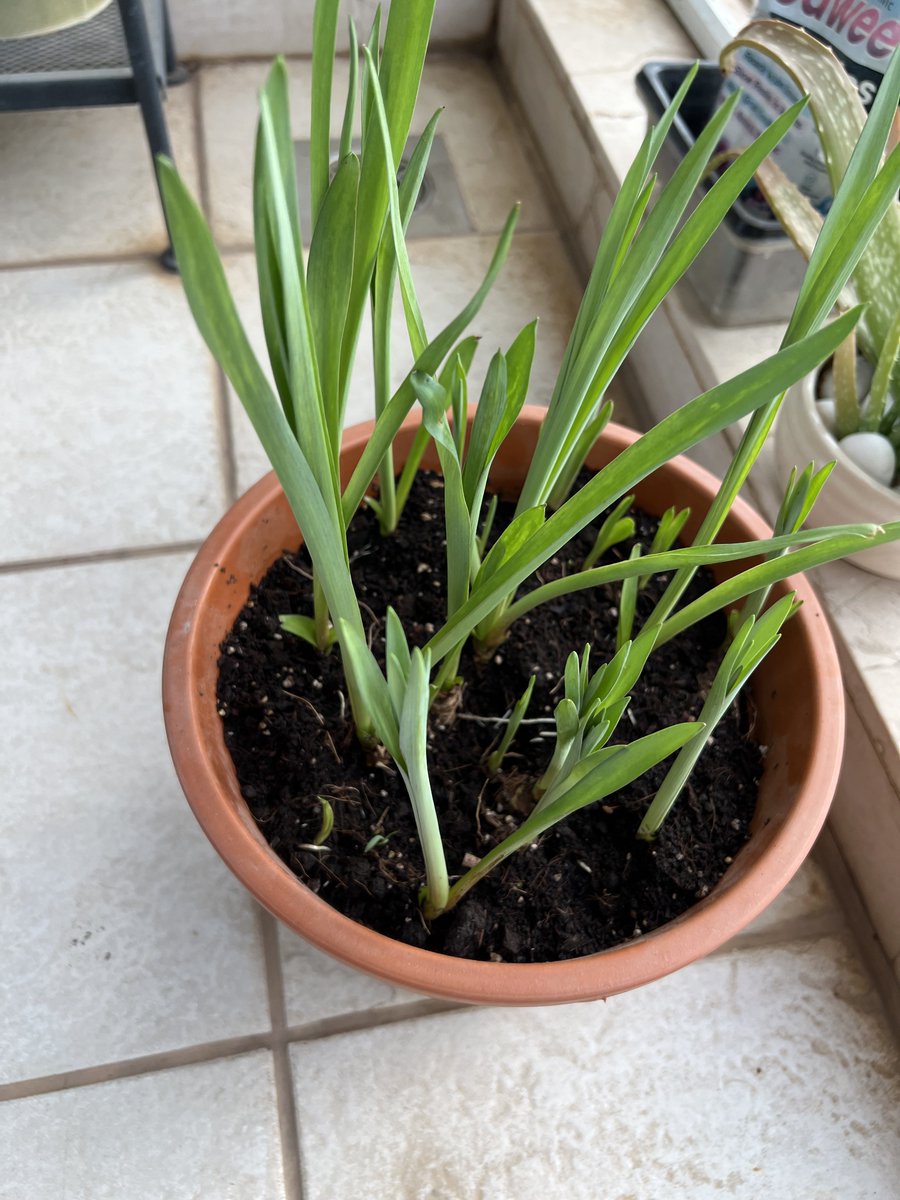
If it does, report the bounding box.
[159,0,900,921]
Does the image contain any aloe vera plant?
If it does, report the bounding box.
[722,20,900,486]
[159,0,900,924]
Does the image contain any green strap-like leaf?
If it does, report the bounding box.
[341,205,520,522]
[428,306,863,663]
[536,97,810,508]
[487,675,536,775]
[582,491,634,570]
[499,519,878,632]
[865,307,900,430]
[252,126,292,424]
[472,504,546,596]
[340,0,436,403]
[637,594,797,840]
[394,336,479,519]
[413,372,472,618]
[443,722,702,913]
[371,111,442,416]
[339,17,359,160]
[398,648,450,917]
[561,63,698,391]
[617,546,641,649]
[462,321,537,513]
[158,158,381,733]
[656,522,900,648]
[310,0,340,227]
[461,351,507,505]
[337,618,398,755]
[520,83,749,510]
[252,59,306,427]
[307,153,360,449]
[363,43,427,357]
[258,91,341,516]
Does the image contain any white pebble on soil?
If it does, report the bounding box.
[839,431,896,487]
[816,399,837,436]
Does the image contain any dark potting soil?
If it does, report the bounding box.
[217,473,762,963]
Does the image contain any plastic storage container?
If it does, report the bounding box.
[636,61,805,327]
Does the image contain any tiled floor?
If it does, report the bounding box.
[1,50,899,1200]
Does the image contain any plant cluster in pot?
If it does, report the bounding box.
[722,20,900,579]
[159,0,900,1006]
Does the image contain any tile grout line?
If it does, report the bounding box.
[0,994,467,1105]
[0,1032,274,1104]
[0,540,203,576]
[0,914,861,1106]
[0,226,564,282]
[283,998,467,1045]
[0,250,179,274]
[191,66,240,507]
[258,910,306,1200]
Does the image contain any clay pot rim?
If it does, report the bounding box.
[163,407,844,1005]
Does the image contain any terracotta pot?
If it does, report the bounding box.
[163,407,844,1006]
[776,371,900,580]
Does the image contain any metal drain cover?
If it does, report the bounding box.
[293,133,471,239]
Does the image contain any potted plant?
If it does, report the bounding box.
[160,0,900,1005]
[722,19,900,578]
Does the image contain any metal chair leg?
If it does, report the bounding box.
[117,0,178,271]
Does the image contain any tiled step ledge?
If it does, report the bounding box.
[496,0,900,1022]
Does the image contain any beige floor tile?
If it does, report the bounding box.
[280,927,417,1026]
[198,60,314,246]
[415,58,554,236]
[291,936,900,1200]
[0,555,270,1084]
[0,1053,284,1200]
[198,55,552,249]
[0,79,199,266]
[0,261,226,564]
[223,232,582,493]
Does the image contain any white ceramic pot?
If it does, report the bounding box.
[776,372,900,580]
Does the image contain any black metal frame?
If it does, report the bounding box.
[0,0,186,270]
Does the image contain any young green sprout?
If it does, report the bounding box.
[616,546,642,649]
[582,494,636,570]
[637,593,800,840]
[486,675,536,776]
[534,634,657,814]
[639,506,691,589]
[339,608,449,919]
[314,797,334,845]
